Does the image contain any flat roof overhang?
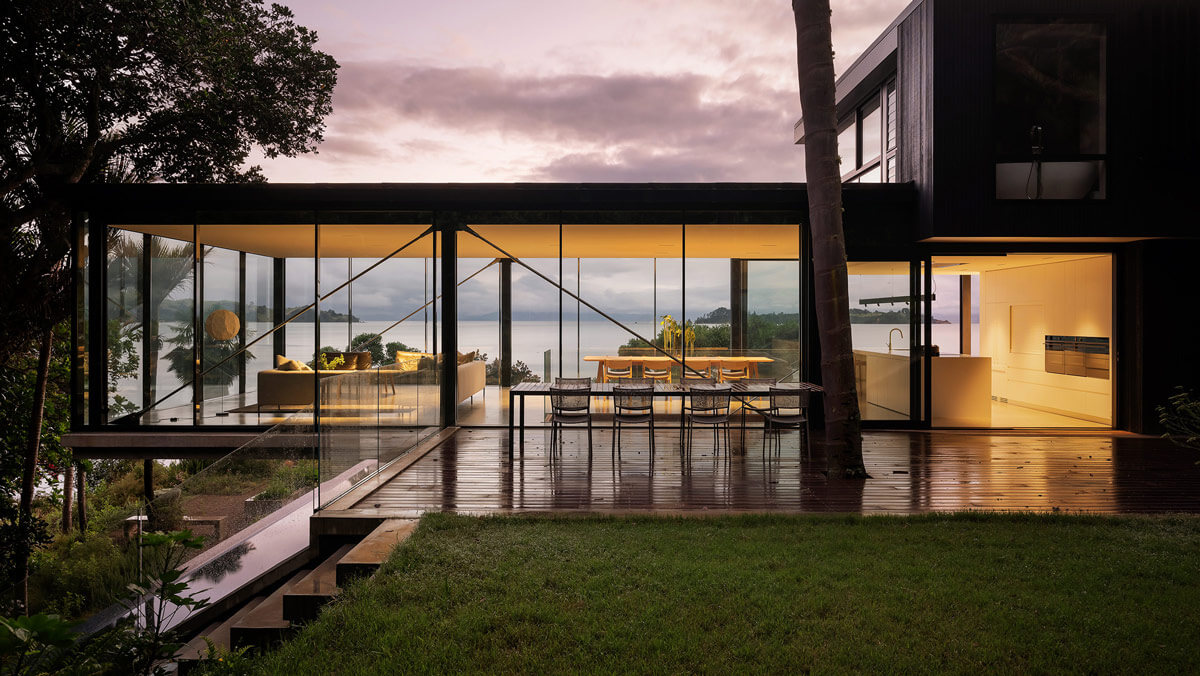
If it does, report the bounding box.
[67,181,916,221]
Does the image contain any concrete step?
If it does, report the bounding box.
[229,569,310,650]
[176,596,266,664]
[335,519,417,587]
[282,544,355,623]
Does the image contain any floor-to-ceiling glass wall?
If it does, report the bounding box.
[455,221,802,428]
[315,218,441,499]
[846,260,917,422]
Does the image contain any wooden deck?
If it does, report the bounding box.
[341,428,1200,516]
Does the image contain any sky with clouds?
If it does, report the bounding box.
[254,0,913,183]
[232,0,922,332]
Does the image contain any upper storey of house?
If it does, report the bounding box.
[794,0,1200,241]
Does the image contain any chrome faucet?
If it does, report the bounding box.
[888,328,904,352]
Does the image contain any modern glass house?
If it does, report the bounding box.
[64,0,1200,470]
[66,183,912,472]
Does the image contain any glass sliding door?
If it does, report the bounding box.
[563,223,682,384]
[846,260,916,422]
[104,227,144,421]
[315,219,440,505]
[465,224,560,427]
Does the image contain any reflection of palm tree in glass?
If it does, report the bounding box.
[106,235,198,413]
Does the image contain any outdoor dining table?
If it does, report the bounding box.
[506,380,824,459]
[582,355,774,380]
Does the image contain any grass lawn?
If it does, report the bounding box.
[254,513,1199,674]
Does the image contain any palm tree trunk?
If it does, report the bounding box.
[792,0,867,478]
[18,326,53,610]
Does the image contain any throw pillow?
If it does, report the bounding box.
[395,351,424,372]
[275,356,312,372]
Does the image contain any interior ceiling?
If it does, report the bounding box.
[113,223,801,259]
[848,253,1109,276]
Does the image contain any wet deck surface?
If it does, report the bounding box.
[351,428,1200,515]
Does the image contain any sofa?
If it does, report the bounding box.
[256,352,486,408]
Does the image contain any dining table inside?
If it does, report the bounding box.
[582,354,775,380]
[506,380,824,458]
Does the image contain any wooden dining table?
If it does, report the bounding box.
[506,380,823,458]
[582,355,774,380]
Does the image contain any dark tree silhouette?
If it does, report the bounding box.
[0,0,338,610]
[792,0,867,477]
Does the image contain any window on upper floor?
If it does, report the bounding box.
[841,78,897,185]
[995,22,1106,199]
[838,116,857,174]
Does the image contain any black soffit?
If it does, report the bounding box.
[66,182,918,217]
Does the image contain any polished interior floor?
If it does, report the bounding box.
[351,428,1200,516]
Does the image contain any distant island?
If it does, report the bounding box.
[850,307,949,324]
[156,299,360,323]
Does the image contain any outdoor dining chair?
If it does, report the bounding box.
[549,385,593,457]
[761,387,811,459]
[612,385,655,462]
[736,377,777,441]
[682,384,732,458]
[555,377,592,387]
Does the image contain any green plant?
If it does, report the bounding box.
[195,638,255,675]
[3,530,209,675]
[0,613,90,675]
[317,352,345,370]
[27,531,134,618]
[91,530,209,675]
[1158,386,1200,455]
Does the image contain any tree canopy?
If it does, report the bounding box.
[0,0,338,351]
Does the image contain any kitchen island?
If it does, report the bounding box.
[853,350,992,426]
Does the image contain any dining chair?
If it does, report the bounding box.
[761,387,811,459]
[718,359,749,383]
[642,360,672,384]
[737,377,777,442]
[601,358,634,384]
[549,385,593,457]
[611,385,655,463]
[555,377,592,387]
[681,359,711,382]
[683,384,732,458]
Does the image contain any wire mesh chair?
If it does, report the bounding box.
[736,377,777,445]
[761,387,811,459]
[549,385,593,457]
[682,384,732,458]
[555,377,592,387]
[612,385,655,462]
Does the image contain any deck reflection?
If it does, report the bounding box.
[352,429,1200,515]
